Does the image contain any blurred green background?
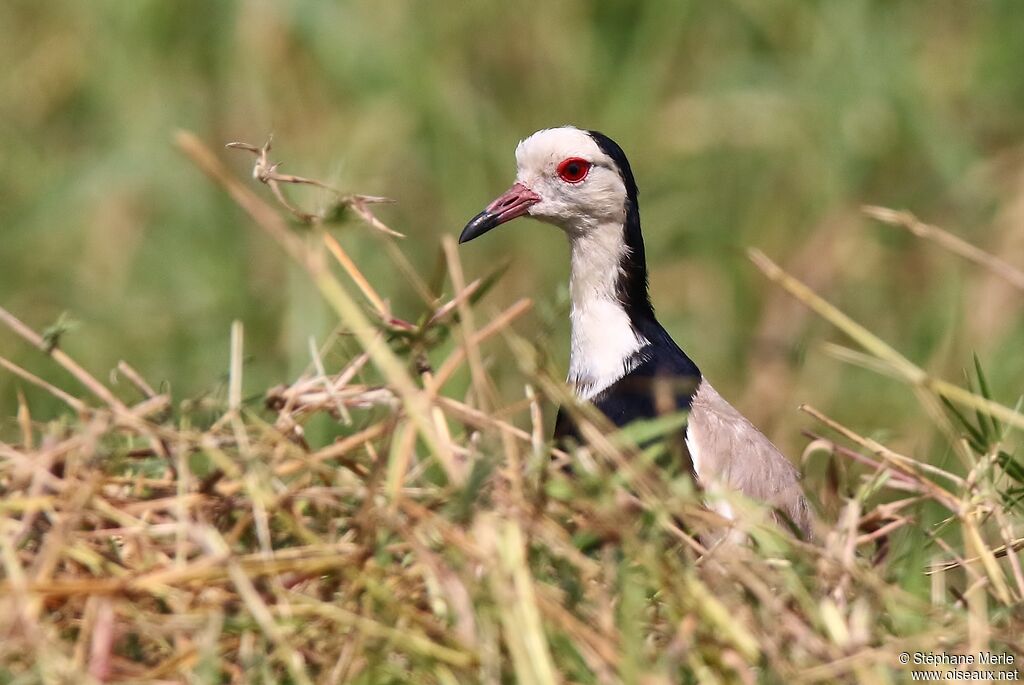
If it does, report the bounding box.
[2,0,1023,463]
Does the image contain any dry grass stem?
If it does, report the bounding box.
[0,134,1019,683]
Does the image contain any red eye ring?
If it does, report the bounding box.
[556,157,592,184]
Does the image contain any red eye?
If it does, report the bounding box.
[556,157,592,183]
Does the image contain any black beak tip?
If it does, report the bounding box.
[458,211,499,244]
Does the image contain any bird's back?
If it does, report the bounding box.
[555,321,811,538]
[687,380,811,536]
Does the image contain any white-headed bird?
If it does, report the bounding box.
[460,126,810,537]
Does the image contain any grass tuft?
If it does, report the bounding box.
[0,136,1021,683]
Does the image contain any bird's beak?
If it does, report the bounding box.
[459,183,541,244]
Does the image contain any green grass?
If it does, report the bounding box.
[1,1,1024,682]
[4,1,1024,449]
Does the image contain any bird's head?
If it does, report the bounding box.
[460,126,638,243]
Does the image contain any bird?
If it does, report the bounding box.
[459,126,810,538]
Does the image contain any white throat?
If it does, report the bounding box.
[567,221,649,399]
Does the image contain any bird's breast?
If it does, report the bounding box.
[568,301,649,400]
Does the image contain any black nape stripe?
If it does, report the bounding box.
[586,130,655,326]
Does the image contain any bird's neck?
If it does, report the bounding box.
[566,205,656,399]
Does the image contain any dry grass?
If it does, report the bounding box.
[0,135,1021,684]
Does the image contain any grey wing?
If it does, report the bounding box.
[687,380,811,536]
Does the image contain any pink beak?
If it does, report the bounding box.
[459,183,541,243]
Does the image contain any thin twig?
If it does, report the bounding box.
[226,137,403,237]
[863,205,1024,292]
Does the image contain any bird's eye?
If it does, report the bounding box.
[556,157,592,184]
